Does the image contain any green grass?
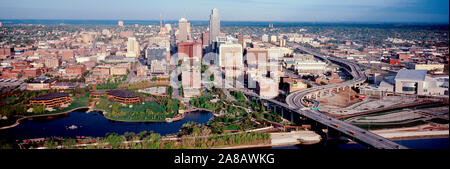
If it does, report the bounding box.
[224,124,240,130]
[95,97,179,122]
[118,101,166,113]
[51,96,90,114]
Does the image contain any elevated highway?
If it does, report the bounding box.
[284,46,406,149]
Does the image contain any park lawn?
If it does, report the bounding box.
[95,97,180,122]
[118,101,166,113]
[224,123,240,130]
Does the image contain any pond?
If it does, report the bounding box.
[0,109,213,141]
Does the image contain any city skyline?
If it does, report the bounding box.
[0,0,448,23]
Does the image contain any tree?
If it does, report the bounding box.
[32,104,46,114]
[167,86,173,97]
[166,99,173,113]
[62,138,77,149]
[143,133,161,149]
[44,139,57,149]
[82,71,90,77]
[179,86,184,97]
[111,103,121,113]
[24,77,34,83]
[105,133,125,149]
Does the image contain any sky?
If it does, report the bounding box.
[0,0,448,23]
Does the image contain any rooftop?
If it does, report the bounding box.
[107,90,139,98]
[31,93,69,101]
[28,78,57,84]
[395,69,427,81]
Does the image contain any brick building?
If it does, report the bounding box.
[22,68,42,78]
[1,69,21,79]
[66,64,87,78]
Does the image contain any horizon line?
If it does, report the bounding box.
[0,19,448,24]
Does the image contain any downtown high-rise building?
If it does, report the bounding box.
[178,18,190,43]
[126,37,140,57]
[209,8,220,45]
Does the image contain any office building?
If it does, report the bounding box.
[126,37,140,58]
[219,44,243,78]
[262,34,269,42]
[394,70,427,95]
[209,8,220,45]
[29,93,72,108]
[182,69,201,98]
[147,47,169,76]
[202,30,210,48]
[178,42,202,60]
[178,18,191,43]
[106,90,140,104]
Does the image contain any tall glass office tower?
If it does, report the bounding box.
[209,8,220,45]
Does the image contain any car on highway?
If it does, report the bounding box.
[348,130,356,136]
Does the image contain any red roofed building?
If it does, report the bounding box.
[389,58,401,65]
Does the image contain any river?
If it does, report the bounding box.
[1,109,447,149]
[0,109,213,141]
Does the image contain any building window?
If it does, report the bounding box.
[402,87,416,92]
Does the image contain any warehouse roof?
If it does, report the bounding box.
[395,70,427,81]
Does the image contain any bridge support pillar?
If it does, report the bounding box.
[290,110,294,122]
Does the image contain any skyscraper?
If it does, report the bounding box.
[178,18,190,43]
[209,8,220,45]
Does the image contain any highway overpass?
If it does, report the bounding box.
[284,46,406,149]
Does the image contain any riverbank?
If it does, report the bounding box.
[270,131,322,146]
[212,144,272,149]
[370,124,449,140]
